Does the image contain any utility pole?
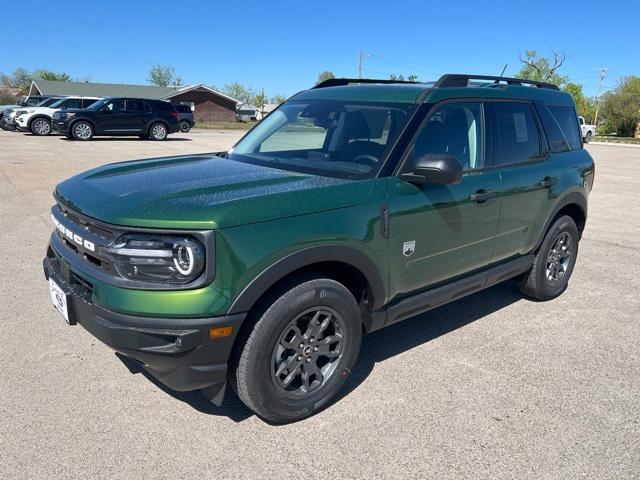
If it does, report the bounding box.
[593,67,608,126]
[358,52,370,79]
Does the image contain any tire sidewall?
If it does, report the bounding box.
[534,216,579,299]
[180,120,191,132]
[240,279,361,422]
[149,122,167,140]
[31,118,51,136]
[71,121,93,141]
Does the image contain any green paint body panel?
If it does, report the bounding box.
[49,81,594,326]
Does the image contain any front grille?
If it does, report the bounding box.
[51,202,121,277]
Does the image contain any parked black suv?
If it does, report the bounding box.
[52,97,181,141]
[173,104,195,132]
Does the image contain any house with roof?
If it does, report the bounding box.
[28,80,241,123]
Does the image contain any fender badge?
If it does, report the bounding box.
[403,240,416,257]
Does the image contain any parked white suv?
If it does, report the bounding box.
[578,116,596,143]
[15,97,101,136]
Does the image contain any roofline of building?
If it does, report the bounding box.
[29,80,242,105]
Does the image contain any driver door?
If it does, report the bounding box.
[387,101,502,300]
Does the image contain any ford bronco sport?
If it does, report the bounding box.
[43,74,595,423]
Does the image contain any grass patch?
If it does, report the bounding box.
[194,121,255,130]
[594,136,640,145]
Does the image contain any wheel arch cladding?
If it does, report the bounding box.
[29,115,50,128]
[227,245,386,316]
[535,192,587,252]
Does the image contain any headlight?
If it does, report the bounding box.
[106,234,205,285]
[16,110,28,116]
[65,112,76,119]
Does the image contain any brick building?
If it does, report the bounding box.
[28,80,240,122]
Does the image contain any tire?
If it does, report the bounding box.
[149,122,168,140]
[584,131,592,143]
[179,120,191,133]
[71,121,93,141]
[519,215,579,301]
[30,117,52,136]
[231,277,362,423]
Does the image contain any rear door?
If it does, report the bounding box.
[488,101,565,262]
[123,99,147,132]
[387,101,502,298]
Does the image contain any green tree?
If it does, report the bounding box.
[515,50,568,86]
[390,74,419,82]
[34,70,72,82]
[563,82,596,121]
[599,76,640,137]
[221,83,256,104]
[316,71,335,85]
[0,88,16,105]
[271,94,287,105]
[147,65,182,87]
[253,90,268,108]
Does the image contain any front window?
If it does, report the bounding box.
[229,100,416,179]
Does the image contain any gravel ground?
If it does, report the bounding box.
[0,130,638,479]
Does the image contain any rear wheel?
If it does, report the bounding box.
[71,121,93,141]
[231,277,362,423]
[30,118,51,136]
[584,131,592,143]
[519,215,579,301]
[179,120,191,132]
[149,122,168,140]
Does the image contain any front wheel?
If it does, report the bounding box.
[71,121,93,141]
[149,122,168,140]
[31,118,52,136]
[179,120,191,132]
[584,131,592,143]
[231,277,362,423]
[519,215,579,301]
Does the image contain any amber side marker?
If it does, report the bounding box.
[209,326,234,339]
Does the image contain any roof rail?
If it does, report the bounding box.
[435,74,559,90]
[313,78,420,89]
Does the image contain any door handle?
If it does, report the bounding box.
[539,176,558,188]
[469,190,497,203]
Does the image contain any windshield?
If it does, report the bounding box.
[36,98,60,107]
[229,100,416,179]
[86,98,110,110]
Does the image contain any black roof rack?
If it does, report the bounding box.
[434,74,559,90]
[313,78,420,89]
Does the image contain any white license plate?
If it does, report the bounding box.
[49,278,70,324]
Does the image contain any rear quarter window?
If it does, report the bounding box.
[548,105,582,150]
[492,102,541,166]
[152,101,174,112]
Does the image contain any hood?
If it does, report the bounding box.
[24,106,58,115]
[55,154,373,229]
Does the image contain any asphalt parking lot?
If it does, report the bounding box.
[0,130,638,479]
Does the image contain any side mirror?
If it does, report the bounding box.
[402,153,463,185]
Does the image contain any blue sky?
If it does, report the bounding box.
[2,0,637,98]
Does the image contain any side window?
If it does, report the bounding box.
[493,102,541,165]
[103,100,125,112]
[126,100,145,111]
[548,106,582,150]
[82,99,98,108]
[62,98,83,109]
[534,103,570,154]
[413,102,484,170]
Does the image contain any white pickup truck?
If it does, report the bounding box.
[578,116,596,143]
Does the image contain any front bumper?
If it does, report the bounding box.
[15,116,29,131]
[0,115,16,130]
[43,251,244,404]
[52,118,72,134]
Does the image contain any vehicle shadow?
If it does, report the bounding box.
[116,280,524,423]
[57,136,192,142]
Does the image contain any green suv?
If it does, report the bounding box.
[44,74,595,423]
